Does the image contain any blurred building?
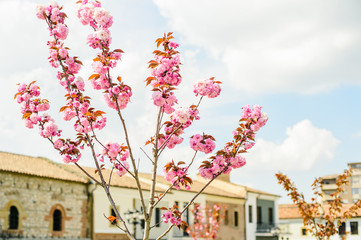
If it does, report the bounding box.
[278,203,361,240]
[321,162,361,203]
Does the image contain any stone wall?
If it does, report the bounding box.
[0,172,89,239]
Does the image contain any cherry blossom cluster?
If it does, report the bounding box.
[34,2,112,165]
[163,161,192,190]
[241,104,268,132]
[15,82,61,139]
[190,134,216,154]
[193,77,222,98]
[146,33,181,114]
[199,154,245,179]
[98,142,130,177]
[157,106,200,149]
[90,70,132,111]
[78,1,132,112]
[54,139,82,163]
[162,211,182,226]
[36,1,109,136]
[77,0,113,49]
[199,104,268,179]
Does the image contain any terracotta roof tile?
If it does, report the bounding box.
[279,203,361,219]
[279,204,303,219]
[0,151,87,183]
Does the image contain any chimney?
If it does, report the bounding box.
[217,173,230,182]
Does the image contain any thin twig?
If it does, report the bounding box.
[157,124,183,157]
[140,147,154,163]
[103,213,126,232]
[108,164,115,189]
[74,162,102,186]
[150,220,163,229]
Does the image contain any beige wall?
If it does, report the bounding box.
[206,197,246,240]
[0,172,89,238]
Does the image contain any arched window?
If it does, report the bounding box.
[9,206,19,230]
[53,209,62,231]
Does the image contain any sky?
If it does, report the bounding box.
[1,0,361,204]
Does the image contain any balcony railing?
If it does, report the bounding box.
[257,222,276,233]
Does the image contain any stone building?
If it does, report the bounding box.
[0,152,90,239]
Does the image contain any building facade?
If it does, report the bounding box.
[279,204,361,240]
[1,151,279,240]
[0,152,90,239]
[321,162,361,204]
[245,190,279,240]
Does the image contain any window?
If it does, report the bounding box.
[268,207,273,224]
[155,208,161,227]
[257,206,262,224]
[110,208,117,225]
[351,222,358,235]
[352,177,360,184]
[248,206,252,223]
[234,211,239,227]
[301,228,307,236]
[183,202,189,236]
[224,210,229,225]
[339,222,346,235]
[9,206,19,230]
[53,209,62,231]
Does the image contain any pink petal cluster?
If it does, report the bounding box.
[187,204,223,239]
[152,91,177,114]
[16,82,61,139]
[78,1,132,112]
[157,107,200,149]
[171,107,190,124]
[162,211,182,226]
[77,1,113,49]
[148,35,181,114]
[54,139,82,163]
[193,78,221,98]
[36,2,65,23]
[35,2,111,165]
[163,165,191,190]
[190,134,215,154]
[150,53,181,87]
[98,142,130,177]
[241,104,268,132]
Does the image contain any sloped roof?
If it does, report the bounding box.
[65,165,167,192]
[244,186,280,198]
[0,151,277,200]
[279,204,303,219]
[139,172,246,199]
[0,151,87,183]
[279,203,361,219]
[321,174,339,179]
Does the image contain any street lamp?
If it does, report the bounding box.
[124,209,144,239]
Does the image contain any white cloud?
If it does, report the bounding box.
[153,0,361,94]
[244,119,340,171]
